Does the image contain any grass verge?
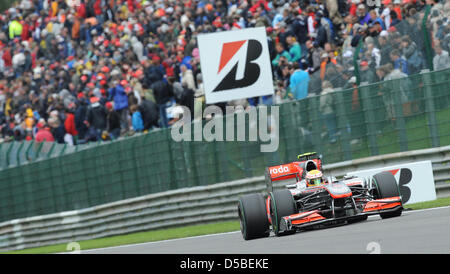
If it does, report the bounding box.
[3,221,240,254]
[4,196,450,254]
[404,196,450,210]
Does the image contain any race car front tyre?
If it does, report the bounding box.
[238,193,270,240]
[372,171,403,219]
[270,189,297,236]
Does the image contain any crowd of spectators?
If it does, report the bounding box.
[0,0,448,145]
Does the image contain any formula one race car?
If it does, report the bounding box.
[238,152,403,240]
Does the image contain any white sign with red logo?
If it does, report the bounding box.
[347,161,436,204]
[197,27,274,104]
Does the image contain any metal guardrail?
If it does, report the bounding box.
[0,146,449,252]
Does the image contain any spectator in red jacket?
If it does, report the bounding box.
[64,103,78,144]
[2,46,12,68]
[93,0,103,24]
[35,122,55,143]
[76,1,87,18]
[20,19,30,41]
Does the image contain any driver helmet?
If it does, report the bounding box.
[306,169,323,187]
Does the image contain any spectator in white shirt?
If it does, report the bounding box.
[433,44,450,71]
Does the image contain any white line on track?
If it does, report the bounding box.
[77,205,450,253]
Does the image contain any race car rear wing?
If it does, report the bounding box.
[265,163,301,193]
[297,152,320,161]
[265,155,323,193]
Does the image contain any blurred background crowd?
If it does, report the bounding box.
[0,0,448,145]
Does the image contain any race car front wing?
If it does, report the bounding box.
[279,196,402,232]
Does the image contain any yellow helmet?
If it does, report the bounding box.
[306,170,323,187]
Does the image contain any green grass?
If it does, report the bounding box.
[3,221,240,254]
[404,196,450,210]
[4,196,450,254]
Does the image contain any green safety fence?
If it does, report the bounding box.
[0,68,448,223]
[0,3,448,223]
[0,1,16,12]
[0,140,107,171]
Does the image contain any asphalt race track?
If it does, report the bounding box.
[81,206,450,254]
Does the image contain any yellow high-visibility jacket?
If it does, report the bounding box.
[9,20,23,39]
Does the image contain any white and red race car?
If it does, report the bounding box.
[238,152,403,240]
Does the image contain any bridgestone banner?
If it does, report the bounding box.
[197,27,274,104]
[347,161,437,204]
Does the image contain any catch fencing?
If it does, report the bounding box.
[0,145,448,251]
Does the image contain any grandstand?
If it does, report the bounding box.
[0,0,447,146]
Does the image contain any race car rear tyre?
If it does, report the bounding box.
[270,189,297,236]
[372,171,403,219]
[238,193,270,240]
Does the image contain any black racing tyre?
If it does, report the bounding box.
[372,171,403,219]
[238,193,270,240]
[269,189,297,236]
